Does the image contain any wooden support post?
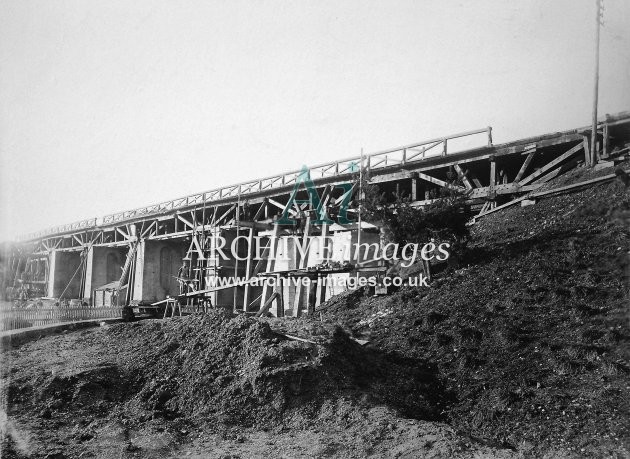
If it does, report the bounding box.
[515,150,536,182]
[489,160,496,189]
[583,135,591,167]
[275,278,284,317]
[602,122,609,159]
[411,175,419,201]
[259,223,280,313]
[242,227,255,312]
[520,142,584,185]
[500,170,508,184]
[315,223,330,307]
[255,290,280,317]
[293,216,312,316]
[417,171,464,190]
[531,158,579,185]
[454,164,473,189]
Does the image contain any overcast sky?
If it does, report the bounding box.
[1,0,629,240]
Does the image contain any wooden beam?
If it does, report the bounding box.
[214,204,236,227]
[531,158,579,185]
[177,214,194,229]
[116,227,129,239]
[583,136,591,167]
[473,195,530,221]
[416,172,465,191]
[259,223,280,310]
[315,223,330,307]
[602,122,609,158]
[514,150,537,182]
[242,227,255,312]
[268,198,291,215]
[255,291,280,317]
[140,221,157,239]
[530,169,627,198]
[416,171,448,188]
[454,164,473,189]
[293,216,312,316]
[519,142,584,185]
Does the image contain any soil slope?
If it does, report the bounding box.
[321,167,630,457]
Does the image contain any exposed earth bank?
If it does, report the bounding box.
[1,165,629,458]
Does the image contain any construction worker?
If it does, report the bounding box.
[177,261,189,295]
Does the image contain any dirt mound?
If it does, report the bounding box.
[4,314,495,458]
[320,178,630,456]
[102,311,445,429]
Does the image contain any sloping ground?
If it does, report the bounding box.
[321,166,630,457]
[1,164,628,458]
[1,312,514,458]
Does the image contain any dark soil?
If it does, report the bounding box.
[321,167,630,457]
[1,312,514,458]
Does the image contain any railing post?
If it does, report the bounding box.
[402,149,407,164]
[487,126,493,146]
[442,139,448,156]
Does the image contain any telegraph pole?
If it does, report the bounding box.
[590,0,603,167]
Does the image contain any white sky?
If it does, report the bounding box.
[1,0,629,240]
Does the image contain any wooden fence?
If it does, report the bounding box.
[0,307,123,332]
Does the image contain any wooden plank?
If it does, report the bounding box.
[293,216,312,316]
[474,169,629,222]
[275,278,284,317]
[140,221,157,239]
[417,171,449,188]
[259,224,280,310]
[255,291,279,317]
[416,172,465,191]
[474,195,530,221]
[116,227,129,239]
[531,169,625,198]
[214,204,236,227]
[411,177,418,201]
[514,150,537,182]
[242,227,255,312]
[583,136,591,167]
[519,142,584,185]
[454,164,473,189]
[531,158,579,185]
[267,198,297,217]
[315,223,330,307]
[177,214,194,229]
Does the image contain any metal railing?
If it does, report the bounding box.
[0,307,123,331]
[19,126,492,239]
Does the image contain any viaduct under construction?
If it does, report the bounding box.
[3,112,630,318]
